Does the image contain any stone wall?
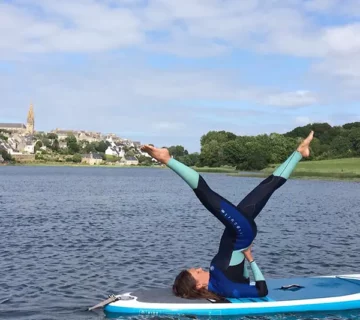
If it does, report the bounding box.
[12,154,36,162]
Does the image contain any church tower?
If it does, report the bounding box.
[26,103,35,135]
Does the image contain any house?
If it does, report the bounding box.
[82,153,103,165]
[105,146,119,157]
[138,149,153,158]
[105,142,125,158]
[23,143,35,154]
[7,137,25,152]
[123,156,139,166]
[78,132,101,143]
[0,123,26,133]
[0,141,19,155]
[51,129,79,140]
[59,141,67,149]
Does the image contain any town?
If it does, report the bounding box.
[0,104,155,166]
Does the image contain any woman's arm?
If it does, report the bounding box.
[243,245,268,297]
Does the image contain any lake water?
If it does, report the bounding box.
[0,166,359,320]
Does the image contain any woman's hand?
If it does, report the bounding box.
[243,244,254,262]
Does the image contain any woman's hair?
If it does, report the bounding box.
[172,270,221,301]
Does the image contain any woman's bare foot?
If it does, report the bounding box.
[140,145,171,164]
[297,131,314,158]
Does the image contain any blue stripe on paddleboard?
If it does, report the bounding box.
[227,296,275,303]
[104,299,360,316]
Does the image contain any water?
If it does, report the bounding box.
[0,166,359,320]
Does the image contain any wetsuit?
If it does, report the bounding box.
[167,151,302,299]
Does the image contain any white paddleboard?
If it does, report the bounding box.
[103,274,360,316]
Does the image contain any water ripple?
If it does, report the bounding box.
[0,166,359,320]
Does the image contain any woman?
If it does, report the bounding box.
[141,131,314,300]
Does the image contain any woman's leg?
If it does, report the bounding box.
[237,131,313,220]
[222,131,314,283]
[140,145,255,250]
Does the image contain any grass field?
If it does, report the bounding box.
[264,157,360,174]
[232,158,360,180]
[192,166,238,173]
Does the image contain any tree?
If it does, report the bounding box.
[284,124,312,139]
[72,153,82,163]
[200,130,237,147]
[343,122,360,130]
[198,140,223,167]
[268,133,297,163]
[96,141,109,153]
[66,135,80,154]
[125,150,136,157]
[47,133,58,140]
[34,141,43,152]
[42,138,52,148]
[34,132,45,140]
[168,145,189,159]
[348,128,360,155]
[222,138,247,167]
[178,153,200,166]
[52,139,60,152]
[308,137,329,159]
[237,140,270,170]
[85,142,97,153]
[1,149,12,161]
[329,136,352,157]
[138,155,153,166]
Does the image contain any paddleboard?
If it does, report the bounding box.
[103,274,360,317]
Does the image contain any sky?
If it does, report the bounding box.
[1,0,360,152]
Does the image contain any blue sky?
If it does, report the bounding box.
[1,0,360,152]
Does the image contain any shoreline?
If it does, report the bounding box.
[8,162,161,169]
[3,161,360,181]
[226,172,360,182]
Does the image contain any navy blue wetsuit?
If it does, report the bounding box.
[194,174,286,298]
[167,151,302,299]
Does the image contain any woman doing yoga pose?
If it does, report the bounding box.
[141,131,314,300]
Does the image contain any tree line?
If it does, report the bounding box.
[165,122,360,170]
[2,122,360,169]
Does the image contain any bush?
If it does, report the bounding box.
[105,155,119,162]
[1,150,12,161]
[72,154,82,163]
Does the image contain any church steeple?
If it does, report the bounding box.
[26,103,35,135]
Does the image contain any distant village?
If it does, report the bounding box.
[0,104,155,166]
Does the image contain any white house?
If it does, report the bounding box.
[105,146,118,156]
[23,144,35,154]
[138,149,153,159]
[59,141,67,149]
[0,141,19,155]
[105,146,125,158]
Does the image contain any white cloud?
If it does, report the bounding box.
[295,116,312,126]
[152,122,185,130]
[323,24,360,55]
[1,0,359,150]
[303,0,339,12]
[1,0,360,63]
[264,91,319,108]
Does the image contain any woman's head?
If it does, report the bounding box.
[172,268,219,300]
